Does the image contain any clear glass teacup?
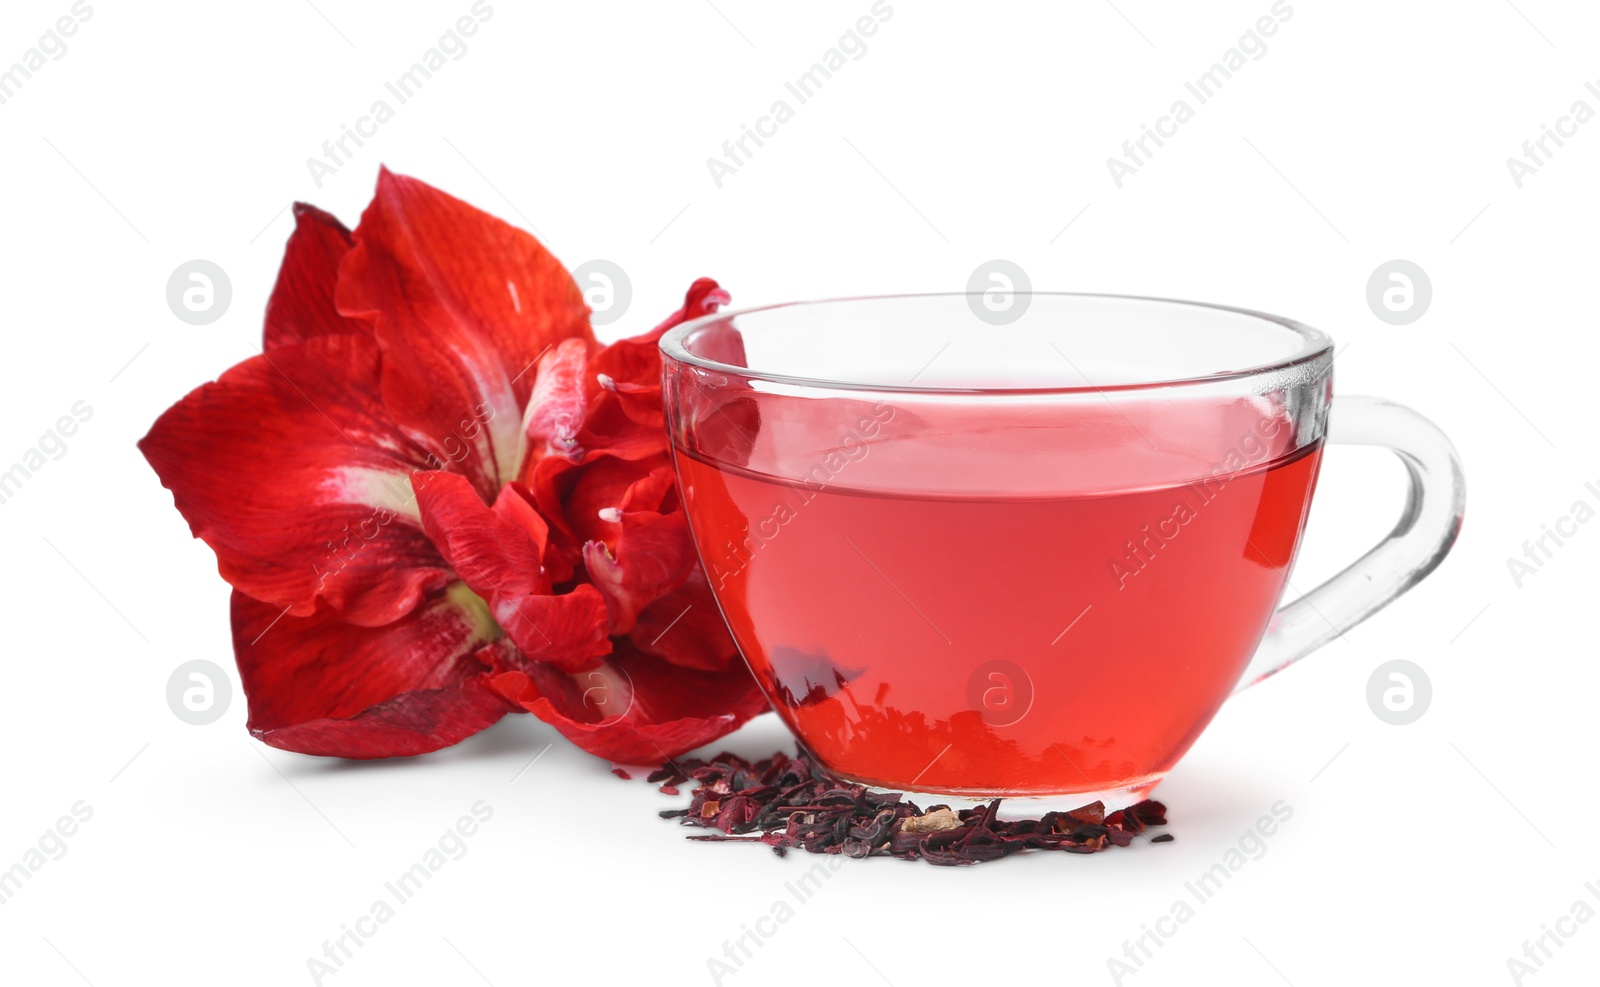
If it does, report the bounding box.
[660,294,1464,808]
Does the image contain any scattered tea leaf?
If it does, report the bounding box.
[651,749,1170,866]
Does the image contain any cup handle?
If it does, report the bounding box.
[1233,396,1466,693]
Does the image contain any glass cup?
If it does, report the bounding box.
[660,294,1464,808]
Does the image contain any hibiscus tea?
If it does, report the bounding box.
[671,394,1323,800]
[664,292,1463,804]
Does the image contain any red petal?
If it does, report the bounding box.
[659,278,731,336]
[491,585,613,673]
[584,510,698,634]
[501,480,575,584]
[232,586,515,758]
[618,465,679,513]
[587,278,730,432]
[140,335,451,626]
[335,169,594,500]
[544,453,674,556]
[515,283,728,553]
[412,469,610,671]
[674,391,763,470]
[413,470,543,598]
[593,278,730,388]
[491,481,552,557]
[524,434,673,549]
[489,639,768,763]
[628,567,740,672]
[523,337,592,463]
[263,204,372,351]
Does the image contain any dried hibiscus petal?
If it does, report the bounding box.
[653,748,1173,866]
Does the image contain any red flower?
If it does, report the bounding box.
[141,169,767,760]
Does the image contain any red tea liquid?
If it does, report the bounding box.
[672,395,1322,797]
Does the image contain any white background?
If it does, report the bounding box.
[1,1,1596,984]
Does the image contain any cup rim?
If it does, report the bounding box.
[659,291,1334,396]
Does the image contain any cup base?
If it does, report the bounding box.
[826,771,1165,819]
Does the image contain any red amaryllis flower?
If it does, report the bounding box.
[141,168,767,760]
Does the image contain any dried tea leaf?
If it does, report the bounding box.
[651,749,1173,866]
